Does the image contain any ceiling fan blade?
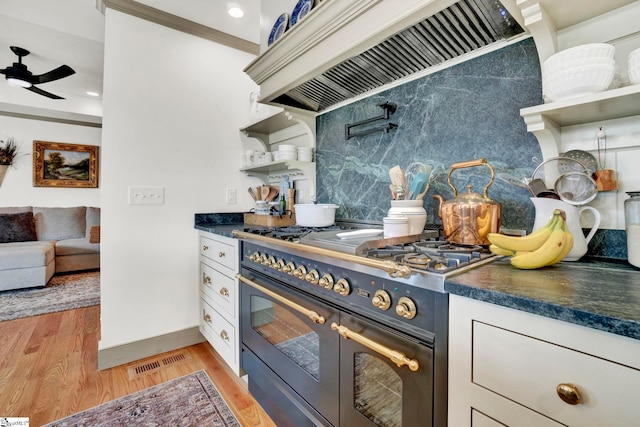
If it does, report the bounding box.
[31,64,75,84]
[26,85,64,99]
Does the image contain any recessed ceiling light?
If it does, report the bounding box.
[228,3,244,18]
[86,91,100,97]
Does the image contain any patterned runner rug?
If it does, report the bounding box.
[0,270,100,322]
[44,370,240,426]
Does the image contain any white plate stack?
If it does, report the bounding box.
[274,144,297,162]
[629,48,640,85]
[297,147,313,162]
[542,43,616,102]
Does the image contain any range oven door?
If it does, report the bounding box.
[240,269,340,426]
[334,312,434,427]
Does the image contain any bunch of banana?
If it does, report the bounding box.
[487,209,574,269]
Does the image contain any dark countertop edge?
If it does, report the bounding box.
[445,281,640,341]
[194,223,243,239]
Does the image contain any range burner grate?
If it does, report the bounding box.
[245,225,346,241]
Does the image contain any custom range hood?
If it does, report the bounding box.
[245,0,526,112]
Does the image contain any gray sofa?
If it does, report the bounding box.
[0,206,100,291]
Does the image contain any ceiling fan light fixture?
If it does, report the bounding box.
[227,3,244,18]
[6,77,32,88]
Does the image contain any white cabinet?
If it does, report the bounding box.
[198,231,241,376]
[240,108,317,200]
[448,294,640,426]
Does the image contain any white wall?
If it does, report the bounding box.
[99,9,259,352]
[0,116,101,207]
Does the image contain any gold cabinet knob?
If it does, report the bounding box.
[220,330,230,341]
[293,265,307,279]
[556,383,582,405]
[220,287,229,297]
[218,251,225,258]
[274,259,286,271]
[318,274,334,290]
[202,245,209,252]
[334,278,351,296]
[395,296,417,319]
[282,262,295,274]
[305,269,320,284]
[372,290,391,310]
[249,252,260,262]
[203,312,212,323]
[202,273,212,285]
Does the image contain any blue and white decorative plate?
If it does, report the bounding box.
[290,0,314,27]
[268,13,289,46]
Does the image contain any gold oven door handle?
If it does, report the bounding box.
[331,322,419,372]
[237,274,326,325]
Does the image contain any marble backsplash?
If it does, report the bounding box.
[314,37,626,260]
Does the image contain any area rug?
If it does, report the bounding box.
[0,270,100,322]
[44,370,241,427]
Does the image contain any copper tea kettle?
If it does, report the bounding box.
[432,158,501,246]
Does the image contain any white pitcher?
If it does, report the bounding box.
[530,198,601,261]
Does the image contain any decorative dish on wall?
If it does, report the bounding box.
[290,0,314,27]
[268,13,289,46]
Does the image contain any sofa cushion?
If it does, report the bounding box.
[86,207,100,237]
[55,238,100,256]
[33,207,86,241]
[0,212,38,243]
[0,241,55,269]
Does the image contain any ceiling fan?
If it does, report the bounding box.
[0,46,75,99]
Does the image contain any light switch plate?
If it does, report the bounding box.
[128,186,164,205]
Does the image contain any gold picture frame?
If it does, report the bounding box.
[33,141,99,188]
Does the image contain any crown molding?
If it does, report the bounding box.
[103,0,259,55]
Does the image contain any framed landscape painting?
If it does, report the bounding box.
[33,141,99,188]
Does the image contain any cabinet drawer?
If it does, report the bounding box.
[200,262,235,318]
[200,298,236,367]
[473,321,640,426]
[472,410,506,427]
[200,235,235,271]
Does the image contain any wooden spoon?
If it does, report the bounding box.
[261,185,270,201]
[248,187,257,201]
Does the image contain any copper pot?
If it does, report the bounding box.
[432,158,501,245]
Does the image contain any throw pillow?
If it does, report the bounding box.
[0,212,38,243]
[33,207,86,241]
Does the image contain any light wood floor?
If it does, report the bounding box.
[0,305,276,427]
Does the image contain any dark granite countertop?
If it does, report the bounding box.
[445,257,640,341]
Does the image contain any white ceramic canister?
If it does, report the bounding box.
[384,215,409,237]
[388,200,427,235]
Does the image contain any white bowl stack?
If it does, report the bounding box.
[273,144,297,162]
[542,43,615,102]
[629,48,640,85]
[297,147,313,162]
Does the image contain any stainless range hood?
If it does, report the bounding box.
[245,0,525,112]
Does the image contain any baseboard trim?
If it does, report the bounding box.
[98,326,206,370]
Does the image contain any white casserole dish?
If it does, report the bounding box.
[294,204,339,227]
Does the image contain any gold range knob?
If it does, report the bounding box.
[556,383,582,405]
[318,274,334,290]
[259,254,268,265]
[282,262,295,274]
[333,278,351,296]
[396,296,417,319]
[249,252,260,262]
[372,290,391,310]
[305,269,320,284]
[293,265,307,279]
[263,255,276,267]
[273,259,286,271]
